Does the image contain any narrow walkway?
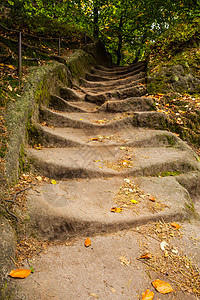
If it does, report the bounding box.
[17,61,200,299]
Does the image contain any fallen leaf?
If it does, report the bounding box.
[149,196,156,202]
[8,65,15,69]
[140,253,152,259]
[171,222,181,229]
[36,176,42,181]
[111,207,122,213]
[152,279,173,294]
[9,269,31,279]
[89,293,98,298]
[160,241,168,251]
[119,255,130,266]
[85,238,91,247]
[8,84,13,91]
[51,179,57,185]
[142,289,154,300]
[91,138,99,141]
[110,287,116,293]
[130,199,138,204]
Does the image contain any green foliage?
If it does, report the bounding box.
[1,0,200,64]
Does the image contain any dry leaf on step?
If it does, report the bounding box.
[85,238,91,247]
[140,253,152,259]
[9,269,32,279]
[142,289,154,300]
[111,207,122,213]
[171,222,181,229]
[152,279,173,294]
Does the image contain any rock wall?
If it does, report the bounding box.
[5,42,108,185]
[147,64,200,94]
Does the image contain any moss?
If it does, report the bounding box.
[35,76,49,105]
[157,171,181,177]
[19,143,31,174]
[160,134,176,147]
[27,121,40,146]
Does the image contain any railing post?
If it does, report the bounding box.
[84,33,87,44]
[58,38,61,56]
[18,32,22,76]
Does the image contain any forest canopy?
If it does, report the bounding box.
[1,0,200,64]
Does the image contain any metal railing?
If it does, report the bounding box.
[0,23,87,76]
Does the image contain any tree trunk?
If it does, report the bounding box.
[93,1,99,38]
[116,15,123,66]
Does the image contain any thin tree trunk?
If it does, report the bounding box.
[117,15,123,65]
[93,1,99,38]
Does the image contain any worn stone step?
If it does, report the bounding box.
[85,85,147,104]
[85,66,146,82]
[26,175,192,240]
[98,97,155,112]
[39,108,135,129]
[81,72,145,89]
[59,86,85,102]
[27,146,199,179]
[95,60,146,73]
[82,78,146,93]
[33,125,182,149]
[50,95,98,112]
[39,107,172,131]
[91,61,146,76]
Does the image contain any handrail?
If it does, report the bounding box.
[0,23,87,76]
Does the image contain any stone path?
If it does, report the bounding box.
[16,61,200,299]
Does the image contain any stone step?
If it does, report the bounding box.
[50,95,98,112]
[98,97,155,112]
[81,78,146,93]
[33,125,182,149]
[91,61,146,76]
[81,72,145,89]
[95,60,146,73]
[26,175,191,239]
[39,108,135,129]
[85,85,147,104]
[39,108,170,130]
[85,66,146,82]
[27,146,199,179]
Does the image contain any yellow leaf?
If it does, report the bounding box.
[142,289,154,300]
[91,138,99,141]
[85,238,91,247]
[149,196,156,202]
[140,253,152,259]
[171,222,181,229]
[36,176,42,181]
[111,207,122,213]
[152,279,173,294]
[130,199,138,204]
[8,65,15,69]
[51,179,57,185]
[9,269,31,279]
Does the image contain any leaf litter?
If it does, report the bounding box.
[137,221,200,297]
[113,178,169,214]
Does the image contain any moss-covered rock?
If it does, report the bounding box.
[147,64,200,94]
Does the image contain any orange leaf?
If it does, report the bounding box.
[142,289,154,300]
[140,253,152,259]
[152,279,173,294]
[171,222,181,229]
[111,207,122,213]
[84,238,91,247]
[91,138,99,141]
[9,269,31,278]
[149,196,156,202]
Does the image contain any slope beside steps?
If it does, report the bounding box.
[26,60,200,240]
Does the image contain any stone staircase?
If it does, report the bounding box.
[26,60,200,240]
